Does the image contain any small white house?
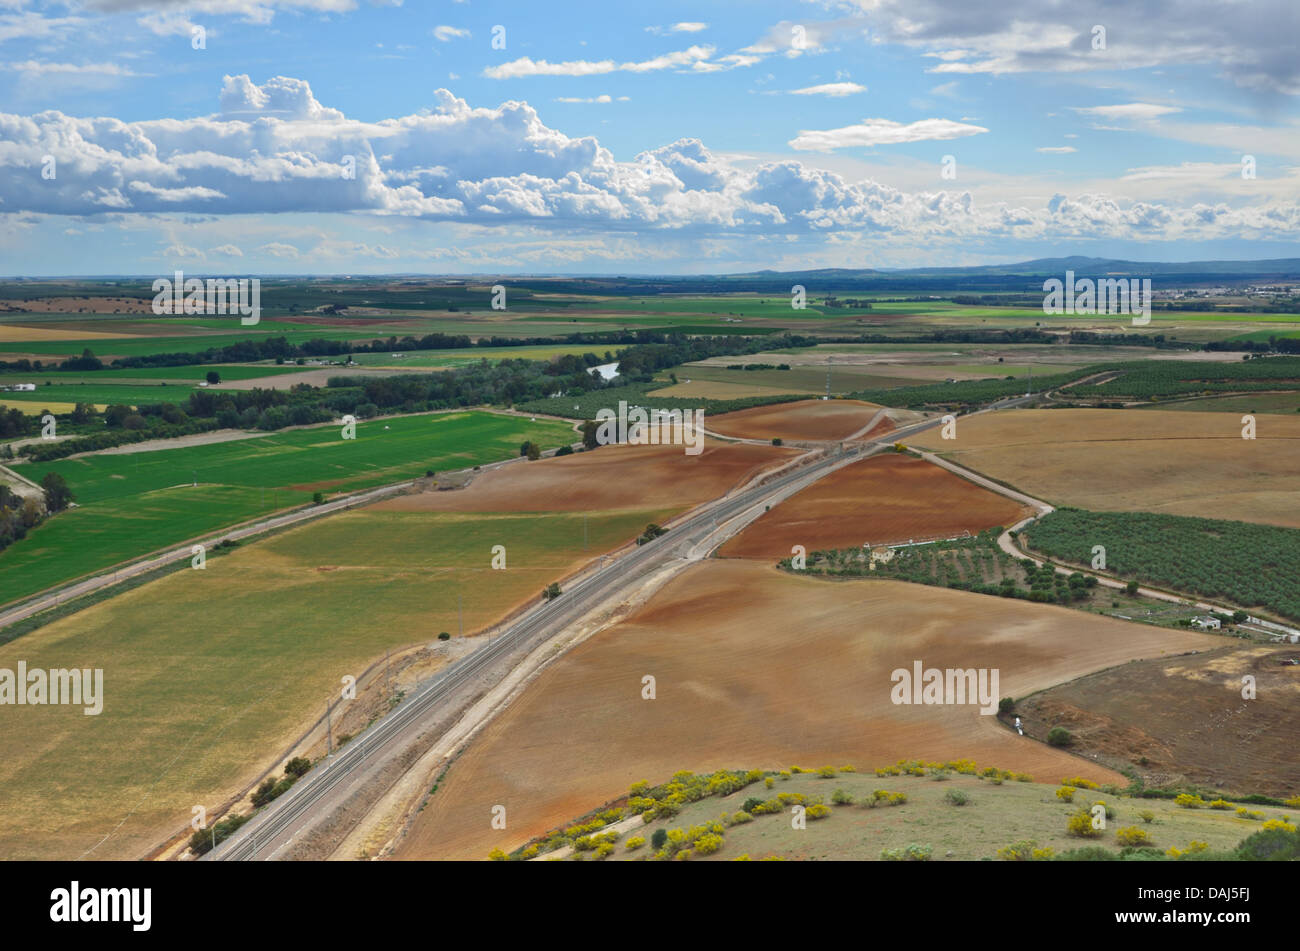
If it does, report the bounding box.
[1190,616,1221,630]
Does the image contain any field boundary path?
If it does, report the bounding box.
[208,397,1036,862]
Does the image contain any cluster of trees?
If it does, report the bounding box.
[1024,508,1300,622]
[0,474,73,554]
[790,531,1102,608]
[0,406,34,439]
[1069,355,1300,400]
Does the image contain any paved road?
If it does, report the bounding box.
[208,401,1039,861]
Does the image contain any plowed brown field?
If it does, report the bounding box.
[707,399,884,442]
[718,454,1033,558]
[911,409,1300,529]
[372,441,799,514]
[393,559,1214,860]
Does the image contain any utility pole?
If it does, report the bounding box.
[825,356,832,400]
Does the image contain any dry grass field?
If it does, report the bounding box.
[911,409,1300,529]
[393,559,1215,860]
[1017,644,1300,799]
[707,399,885,442]
[0,323,139,342]
[718,454,1033,559]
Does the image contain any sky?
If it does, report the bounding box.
[1,0,1298,275]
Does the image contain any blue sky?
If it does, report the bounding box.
[1,0,1298,275]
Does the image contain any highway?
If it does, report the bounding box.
[209,398,1030,861]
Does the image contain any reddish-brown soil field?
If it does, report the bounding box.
[393,559,1214,860]
[719,454,1033,559]
[372,441,799,514]
[707,399,884,442]
[1016,644,1300,799]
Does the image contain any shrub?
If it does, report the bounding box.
[831,788,854,805]
[1116,827,1150,847]
[693,833,723,855]
[1067,811,1102,838]
[1061,776,1099,790]
[284,756,311,778]
[650,828,668,850]
[1263,819,1297,833]
[1166,840,1209,859]
[438,632,450,641]
[1174,793,1205,809]
[488,848,507,861]
[1055,786,1076,802]
[1208,799,1232,810]
[881,843,932,862]
[520,844,539,859]
[839,764,856,773]
[1236,807,1265,821]
[805,804,831,820]
[1234,826,1300,861]
[996,840,1050,861]
[1138,810,1156,824]
[742,797,765,814]
[1284,796,1300,808]
[1058,846,1118,861]
[816,765,837,778]
[929,768,950,781]
[1047,726,1073,747]
[764,777,775,789]
[998,697,1015,713]
[945,789,970,807]
[729,811,754,825]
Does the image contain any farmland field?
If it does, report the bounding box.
[1023,508,1300,623]
[2,411,575,605]
[371,441,797,516]
[1017,644,1300,799]
[910,409,1300,529]
[0,503,670,861]
[393,558,1213,860]
[707,398,887,441]
[718,455,1032,558]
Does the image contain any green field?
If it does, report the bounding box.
[2,411,575,605]
[0,502,673,860]
[0,383,200,406]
